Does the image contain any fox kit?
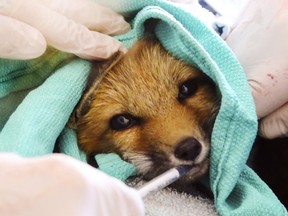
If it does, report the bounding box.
[75,37,220,184]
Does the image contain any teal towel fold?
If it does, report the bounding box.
[96,153,137,182]
[0,0,286,215]
[0,55,89,157]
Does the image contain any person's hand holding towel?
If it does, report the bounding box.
[0,0,130,60]
[226,0,288,139]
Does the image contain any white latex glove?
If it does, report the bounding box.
[0,153,144,216]
[0,0,130,60]
[226,0,288,139]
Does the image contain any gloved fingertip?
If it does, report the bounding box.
[119,44,128,54]
[118,19,131,33]
[109,16,131,35]
[0,18,47,60]
[258,123,273,139]
[258,115,281,139]
[0,45,46,60]
[75,36,125,60]
[24,29,47,58]
[258,112,288,139]
[24,39,47,59]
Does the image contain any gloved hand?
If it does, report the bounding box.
[0,0,130,60]
[225,0,288,139]
[0,153,144,216]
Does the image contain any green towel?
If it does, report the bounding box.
[0,0,286,215]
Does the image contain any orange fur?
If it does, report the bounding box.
[76,38,220,181]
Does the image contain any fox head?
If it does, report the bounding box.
[75,38,220,182]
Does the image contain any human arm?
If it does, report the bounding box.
[225,0,288,138]
[0,153,144,216]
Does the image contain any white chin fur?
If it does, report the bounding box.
[123,152,153,174]
[123,139,209,175]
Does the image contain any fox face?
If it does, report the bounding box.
[76,38,220,182]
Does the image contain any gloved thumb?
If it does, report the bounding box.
[259,102,288,139]
[0,15,46,60]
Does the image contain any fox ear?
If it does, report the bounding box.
[68,51,124,129]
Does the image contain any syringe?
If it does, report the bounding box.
[138,165,193,198]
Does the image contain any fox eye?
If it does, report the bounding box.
[110,114,136,131]
[178,79,198,100]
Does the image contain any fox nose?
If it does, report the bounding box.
[174,137,202,161]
